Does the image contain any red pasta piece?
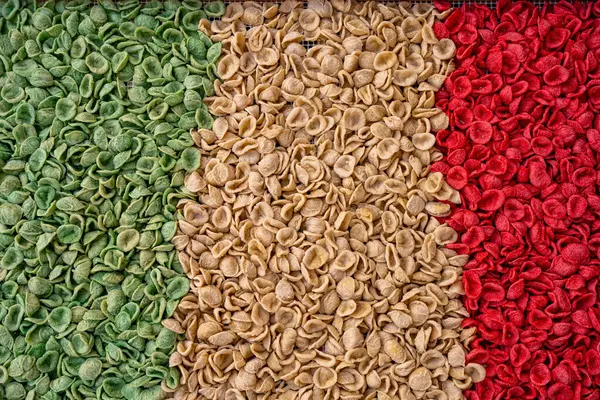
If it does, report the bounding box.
[572,167,596,187]
[506,278,525,299]
[433,0,451,11]
[468,121,493,144]
[447,165,468,189]
[481,282,505,302]
[586,350,600,375]
[478,189,505,211]
[545,28,570,50]
[486,155,508,175]
[531,364,552,386]
[486,51,503,73]
[453,75,473,98]
[462,225,486,248]
[453,106,474,129]
[464,270,483,298]
[457,23,478,44]
[445,8,465,33]
[509,344,531,367]
[561,243,590,265]
[531,136,553,156]
[501,51,520,74]
[529,163,551,188]
[471,78,494,95]
[433,21,450,39]
[567,195,587,218]
[544,65,570,85]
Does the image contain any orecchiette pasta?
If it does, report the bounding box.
[168,1,483,400]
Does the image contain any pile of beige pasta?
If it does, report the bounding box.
[164,1,485,399]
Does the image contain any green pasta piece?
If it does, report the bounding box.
[0,0,225,399]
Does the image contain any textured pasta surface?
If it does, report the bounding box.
[166,1,483,399]
[7,1,596,400]
[434,2,600,400]
[0,1,224,399]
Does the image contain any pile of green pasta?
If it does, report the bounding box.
[0,1,224,399]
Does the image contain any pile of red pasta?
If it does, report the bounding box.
[433,1,600,399]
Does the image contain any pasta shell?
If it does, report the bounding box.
[366,370,382,388]
[345,18,369,36]
[275,279,296,302]
[336,276,356,300]
[396,229,416,258]
[240,52,258,72]
[421,349,446,369]
[433,38,456,61]
[286,107,309,128]
[217,54,240,80]
[321,291,341,314]
[321,54,342,76]
[374,51,398,71]
[255,47,279,66]
[313,367,337,389]
[198,322,222,341]
[220,256,240,277]
[333,250,357,271]
[199,286,223,308]
[337,368,365,391]
[412,132,436,150]
[302,245,329,269]
[282,77,305,95]
[239,115,258,137]
[406,53,425,74]
[223,3,244,22]
[376,138,400,159]
[401,17,423,40]
[383,337,406,363]
[199,252,220,270]
[409,301,429,326]
[408,367,433,391]
[448,345,466,367]
[184,203,209,227]
[353,69,375,87]
[241,6,264,26]
[281,328,298,355]
[306,115,328,136]
[379,22,398,48]
[434,226,458,245]
[366,35,386,52]
[393,69,419,87]
[342,327,363,350]
[257,153,280,176]
[212,206,232,229]
[466,363,487,383]
[426,202,452,217]
[333,155,357,178]
[337,299,357,317]
[299,9,321,31]
[342,107,366,131]
[208,331,237,347]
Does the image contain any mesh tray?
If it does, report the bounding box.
[205,0,561,48]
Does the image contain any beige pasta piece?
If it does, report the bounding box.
[342,107,366,131]
[217,54,240,80]
[433,38,458,61]
[333,155,357,178]
[373,51,398,71]
[168,2,483,400]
